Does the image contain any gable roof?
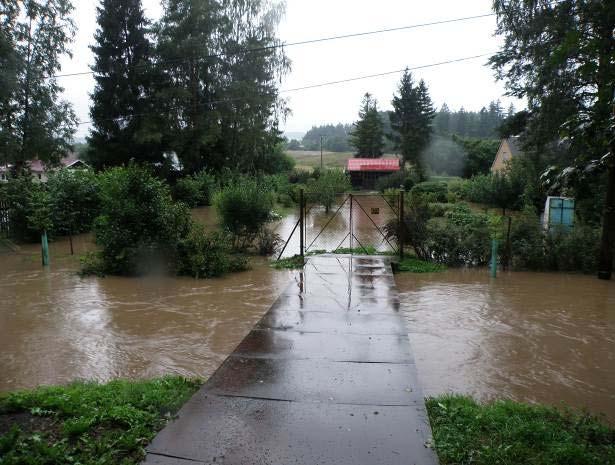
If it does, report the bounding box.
[347,158,400,172]
[491,137,523,172]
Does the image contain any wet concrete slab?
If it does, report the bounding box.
[207,356,423,405]
[144,255,439,465]
[257,309,409,335]
[234,329,413,363]
[146,395,436,465]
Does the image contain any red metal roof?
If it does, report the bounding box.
[347,158,400,172]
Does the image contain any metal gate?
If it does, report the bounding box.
[278,190,404,259]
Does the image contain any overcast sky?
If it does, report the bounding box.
[60,0,522,139]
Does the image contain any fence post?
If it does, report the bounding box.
[490,239,498,278]
[41,230,50,267]
[349,194,353,252]
[299,189,304,257]
[399,189,405,260]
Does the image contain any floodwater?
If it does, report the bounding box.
[1,205,614,422]
[396,269,615,421]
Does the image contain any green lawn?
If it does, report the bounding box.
[0,377,200,465]
[427,395,615,465]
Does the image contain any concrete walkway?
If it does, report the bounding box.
[144,255,439,465]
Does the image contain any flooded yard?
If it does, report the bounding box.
[1,206,614,421]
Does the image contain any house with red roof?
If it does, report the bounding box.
[346,158,401,190]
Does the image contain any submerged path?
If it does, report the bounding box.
[144,255,439,465]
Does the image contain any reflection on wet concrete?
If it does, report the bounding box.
[144,255,438,465]
[396,268,615,422]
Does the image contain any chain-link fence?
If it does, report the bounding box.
[278,191,403,258]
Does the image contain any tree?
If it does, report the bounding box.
[307,169,351,213]
[350,93,384,158]
[88,0,162,169]
[434,103,451,134]
[388,70,435,180]
[155,0,288,174]
[490,0,615,279]
[0,0,76,172]
[453,136,501,178]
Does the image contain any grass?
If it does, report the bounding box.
[393,257,447,273]
[427,395,615,465]
[1,380,613,465]
[0,377,201,465]
[271,254,305,269]
[286,150,354,171]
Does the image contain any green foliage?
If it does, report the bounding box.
[26,189,53,235]
[92,165,192,276]
[88,0,162,169]
[388,70,435,179]
[306,169,352,213]
[374,171,415,192]
[433,101,510,138]
[155,0,288,174]
[0,0,76,170]
[177,224,248,278]
[302,123,353,152]
[349,93,384,158]
[47,169,100,235]
[427,395,615,465]
[271,255,305,269]
[460,169,525,214]
[410,181,448,203]
[173,170,217,207]
[4,175,46,242]
[452,136,500,178]
[0,377,201,465]
[333,245,379,255]
[256,229,282,256]
[214,178,275,249]
[393,257,446,273]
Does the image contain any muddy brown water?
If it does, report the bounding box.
[1,206,614,422]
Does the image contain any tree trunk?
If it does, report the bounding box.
[598,161,615,280]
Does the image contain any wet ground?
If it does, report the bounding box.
[1,206,614,421]
[144,255,438,465]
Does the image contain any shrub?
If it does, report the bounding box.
[256,228,282,256]
[544,224,600,273]
[4,175,46,242]
[306,169,351,213]
[375,171,415,192]
[288,169,311,184]
[410,181,448,203]
[173,170,217,207]
[47,169,100,236]
[177,224,248,278]
[460,170,525,214]
[214,178,275,249]
[92,165,192,276]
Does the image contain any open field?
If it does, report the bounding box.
[286,150,353,170]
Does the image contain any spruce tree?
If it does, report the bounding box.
[389,70,435,179]
[350,93,384,158]
[88,0,159,170]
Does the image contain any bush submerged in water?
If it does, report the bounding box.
[214,178,275,250]
[173,170,217,207]
[84,165,245,278]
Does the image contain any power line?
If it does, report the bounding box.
[76,52,492,126]
[54,11,496,80]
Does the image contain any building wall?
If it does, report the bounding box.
[491,140,513,173]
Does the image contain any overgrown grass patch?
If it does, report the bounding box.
[393,257,447,273]
[0,376,201,465]
[427,395,615,465]
[271,254,305,269]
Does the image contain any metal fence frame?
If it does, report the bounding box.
[278,189,405,260]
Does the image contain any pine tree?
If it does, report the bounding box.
[350,93,384,158]
[434,103,451,134]
[388,70,435,179]
[88,0,159,169]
